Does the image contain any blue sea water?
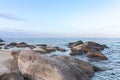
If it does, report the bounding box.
[2,38,120,80]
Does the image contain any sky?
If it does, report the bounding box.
[0,0,120,38]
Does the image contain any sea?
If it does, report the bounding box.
[2,38,120,80]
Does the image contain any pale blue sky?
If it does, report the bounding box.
[0,0,120,38]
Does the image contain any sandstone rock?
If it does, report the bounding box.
[87,49,108,60]
[18,50,89,80]
[53,56,94,77]
[68,40,84,48]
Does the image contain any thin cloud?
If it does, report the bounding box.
[0,13,23,21]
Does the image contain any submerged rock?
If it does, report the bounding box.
[18,50,90,80]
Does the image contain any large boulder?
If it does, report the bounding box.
[87,49,108,60]
[18,50,89,80]
[70,44,90,55]
[68,40,84,48]
[84,41,108,50]
[53,56,94,77]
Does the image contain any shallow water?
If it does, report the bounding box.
[2,38,120,80]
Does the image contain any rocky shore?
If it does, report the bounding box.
[0,38,109,80]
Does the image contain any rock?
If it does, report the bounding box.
[68,40,84,48]
[0,65,10,76]
[7,42,17,47]
[0,72,24,80]
[11,51,20,61]
[27,45,36,49]
[87,49,108,60]
[0,47,2,49]
[84,41,108,50]
[18,50,89,80]
[53,56,94,77]
[0,52,19,72]
[70,44,90,55]
[16,42,28,48]
[56,47,67,52]
[46,46,56,53]
[0,43,5,46]
[32,47,48,53]
[36,44,47,47]
[0,39,4,42]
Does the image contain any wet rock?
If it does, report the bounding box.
[18,50,89,80]
[0,39,4,42]
[16,42,28,48]
[0,72,24,80]
[53,56,94,77]
[87,49,108,60]
[68,40,84,48]
[0,65,10,76]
